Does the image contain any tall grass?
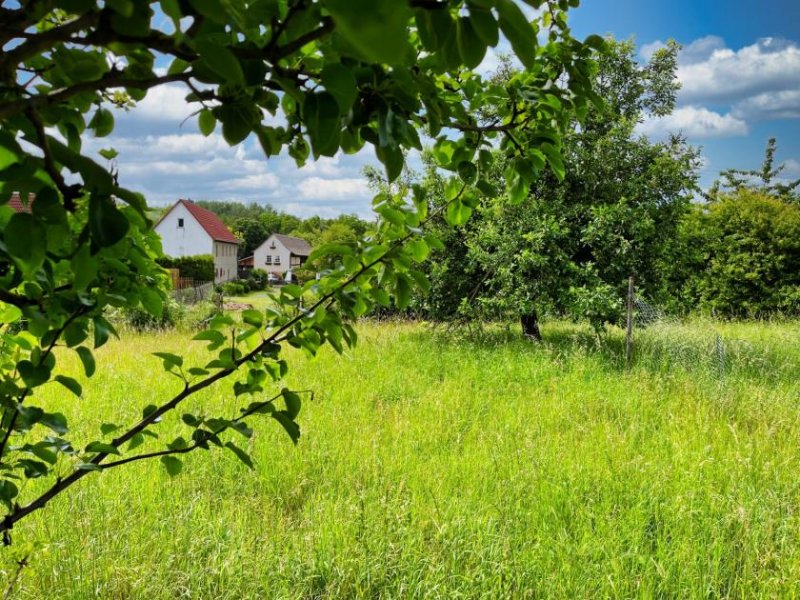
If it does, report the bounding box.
[3,320,800,598]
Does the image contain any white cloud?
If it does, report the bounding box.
[225,173,281,191]
[678,35,727,65]
[677,38,800,104]
[732,90,800,120]
[637,106,748,139]
[297,177,370,201]
[783,159,800,177]
[120,83,195,122]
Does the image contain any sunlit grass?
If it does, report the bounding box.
[3,319,800,598]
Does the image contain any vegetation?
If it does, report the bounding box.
[156,255,215,283]
[0,0,599,547]
[2,320,800,597]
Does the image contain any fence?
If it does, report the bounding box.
[623,276,798,382]
[171,281,214,304]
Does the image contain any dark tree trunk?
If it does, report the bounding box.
[520,310,541,341]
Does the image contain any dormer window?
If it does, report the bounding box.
[178,218,184,228]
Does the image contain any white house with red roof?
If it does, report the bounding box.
[154,199,239,283]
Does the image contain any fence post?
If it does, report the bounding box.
[625,275,634,370]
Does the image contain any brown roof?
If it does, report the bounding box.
[273,234,311,257]
[158,199,239,243]
[8,192,35,213]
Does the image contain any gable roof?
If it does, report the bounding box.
[272,233,311,256]
[157,199,239,244]
[8,192,35,213]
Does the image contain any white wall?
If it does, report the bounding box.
[253,234,292,275]
[213,241,239,283]
[154,203,212,258]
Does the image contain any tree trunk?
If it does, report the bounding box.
[520,310,541,341]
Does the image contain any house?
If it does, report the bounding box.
[253,233,311,277]
[154,199,239,283]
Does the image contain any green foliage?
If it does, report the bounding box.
[156,255,215,282]
[677,190,800,317]
[0,0,599,548]
[417,38,699,330]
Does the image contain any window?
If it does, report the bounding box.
[265,256,272,265]
[274,255,281,265]
[177,218,184,228]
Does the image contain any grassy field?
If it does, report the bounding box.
[3,318,800,598]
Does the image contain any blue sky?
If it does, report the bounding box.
[100,1,800,216]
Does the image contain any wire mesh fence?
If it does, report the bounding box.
[625,280,799,383]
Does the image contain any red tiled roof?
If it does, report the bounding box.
[159,199,239,243]
[8,192,35,213]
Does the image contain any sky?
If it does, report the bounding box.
[98,0,800,217]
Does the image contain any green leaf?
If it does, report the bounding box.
[18,360,51,388]
[160,455,183,476]
[5,213,46,269]
[55,375,82,397]
[39,412,68,435]
[0,480,19,507]
[456,17,487,69]
[100,423,119,435]
[127,432,145,450]
[324,0,412,65]
[377,144,404,182]
[85,441,120,455]
[219,100,259,145]
[446,198,473,226]
[497,0,537,70]
[281,388,302,419]
[153,352,183,369]
[470,7,499,47]
[303,92,341,158]
[194,40,245,85]
[241,309,263,328]
[140,288,164,318]
[89,194,129,248]
[320,64,358,113]
[407,239,430,262]
[271,411,300,444]
[198,109,216,136]
[507,172,528,204]
[76,347,96,377]
[225,441,254,469]
[88,108,114,137]
[98,147,119,160]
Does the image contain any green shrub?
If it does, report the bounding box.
[156,255,214,282]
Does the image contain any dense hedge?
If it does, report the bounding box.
[156,255,214,282]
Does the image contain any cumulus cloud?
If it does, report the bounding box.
[677,37,800,104]
[637,106,748,138]
[732,90,800,120]
[783,159,800,177]
[297,177,370,201]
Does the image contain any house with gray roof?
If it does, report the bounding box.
[252,233,312,276]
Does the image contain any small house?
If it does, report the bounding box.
[154,199,239,283]
[253,234,311,276]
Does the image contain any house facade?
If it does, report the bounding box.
[253,234,311,277]
[154,199,239,283]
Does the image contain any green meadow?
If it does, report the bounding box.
[4,319,800,598]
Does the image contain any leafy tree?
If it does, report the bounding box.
[420,38,699,334]
[0,0,599,546]
[707,138,800,203]
[676,190,800,317]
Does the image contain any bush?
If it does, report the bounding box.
[156,255,214,282]
[677,191,800,317]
